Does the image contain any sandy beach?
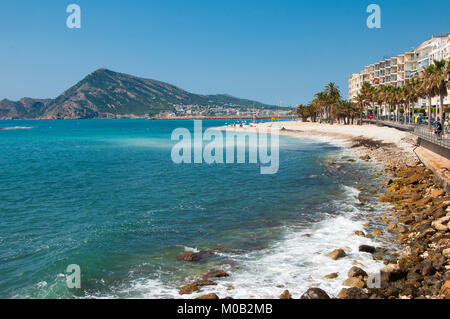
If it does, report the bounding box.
[220,121,419,166]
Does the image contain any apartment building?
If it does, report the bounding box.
[348,34,449,108]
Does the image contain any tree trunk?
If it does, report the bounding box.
[428,97,432,130]
[440,94,444,134]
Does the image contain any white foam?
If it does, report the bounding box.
[1,126,35,130]
[112,184,388,299]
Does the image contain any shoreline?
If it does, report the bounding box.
[211,121,449,299]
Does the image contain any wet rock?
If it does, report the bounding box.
[193,280,217,287]
[196,293,219,299]
[372,229,383,236]
[179,283,199,295]
[202,270,230,280]
[326,249,346,260]
[359,245,376,254]
[344,277,366,288]
[176,252,200,261]
[348,266,368,278]
[278,290,292,299]
[338,287,369,299]
[386,223,398,232]
[354,231,365,237]
[324,273,339,279]
[300,288,330,299]
[396,225,409,234]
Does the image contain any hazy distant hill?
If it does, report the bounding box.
[0,68,282,120]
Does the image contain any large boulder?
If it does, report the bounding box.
[359,245,376,254]
[326,249,347,260]
[179,283,199,295]
[202,270,230,280]
[338,287,369,299]
[343,277,366,289]
[300,288,330,299]
[193,279,217,287]
[348,266,368,279]
[278,290,292,299]
[196,293,219,299]
[176,252,200,261]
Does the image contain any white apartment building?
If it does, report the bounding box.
[348,34,450,109]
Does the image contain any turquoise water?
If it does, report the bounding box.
[0,119,387,298]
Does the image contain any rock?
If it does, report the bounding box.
[326,249,347,260]
[338,287,369,299]
[431,189,445,198]
[372,229,383,236]
[387,223,398,232]
[202,270,230,280]
[359,245,376,254]
[432,216,450,231]
[300,288,330,299]
[324,273,339,279]
[421,261,435,276]
[443,248,450,259]
[193,280,217,287]
[227,285,235,291]
[407,271,423,283]
[440,281,450,299]
[381,263,407,282]
[176,252,200,261]
[355,231,365,237]
[396,225,408,234]
[344,277,366,288]
[278,290,292,299]
[179,283,199,295]
[348,266,368,278]
[196,293,219,299]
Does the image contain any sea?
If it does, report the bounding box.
[0,119,392,298]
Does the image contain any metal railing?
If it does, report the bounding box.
[413,125,450,149]
[364,119,450,150]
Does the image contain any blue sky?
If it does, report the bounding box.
[1,0,449,106]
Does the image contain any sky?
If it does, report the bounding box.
[0,0,449,106]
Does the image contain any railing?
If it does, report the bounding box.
[413,125,450,149]
[364,119,450,150]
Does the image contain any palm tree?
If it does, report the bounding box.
[430,59,448,125]
[422,64,437,129]
[324,82,341,123]
[359,82,372,123]
[405,78,422,125]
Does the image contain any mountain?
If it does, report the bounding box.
[0,69,282,120]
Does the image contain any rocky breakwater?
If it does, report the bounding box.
[338,162,450,299]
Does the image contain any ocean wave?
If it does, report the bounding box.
[110,184,387,299]
[0,126,35,130]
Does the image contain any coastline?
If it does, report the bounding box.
[212,121,449,299]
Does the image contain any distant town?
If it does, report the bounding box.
[154,104,295,119]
